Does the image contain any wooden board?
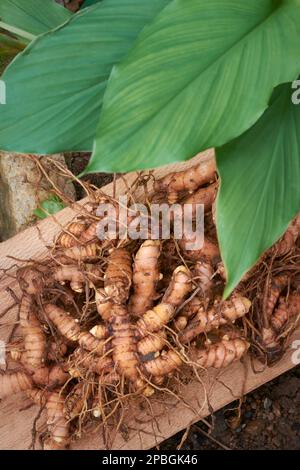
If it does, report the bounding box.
[0,149,299,450]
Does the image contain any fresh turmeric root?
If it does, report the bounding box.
[95,288,113,321]
[178,296,202,320]
[44,304,81,342]
[29,364,69,388]
[64,382,90,420]
[90,324,109,340]
[271,213,300,257]
[260,327,281,361]
[79,221,100,244]
[104,248,132,304]
[190,338,250,369]
[54,266,86,293]
[54,264,102,292]
[46,392,70,449]
[179,236,220,264]
[137,330,167,357]
[22,311,47,368]
[109,304,139,382]
[143,350,183,376]
[7,160,297,451]
[61,243,99,262]
[17,266,46,295]
[27,388,49,406]
[129,240,161,316]
[263,273,289,318]
[180,295,251,344]
[78,332,105,355]
[19,294,47,368]
[0,371,33,399]
[162,266,191,308]
[154,159,216,203]
[136,303,175,337]
[19,293,33,326]
[57,222,86,248]
[271,292,300,331]
[194,258,214,298]
[182,181,218,214]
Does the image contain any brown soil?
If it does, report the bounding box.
[160,365,300,450]
[64,152,113,200]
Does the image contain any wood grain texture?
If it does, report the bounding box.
[0,148,299,450]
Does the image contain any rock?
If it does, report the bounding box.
[0,152,75,240]
[263,397,272,410]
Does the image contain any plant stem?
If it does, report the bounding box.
[0,22,36,42]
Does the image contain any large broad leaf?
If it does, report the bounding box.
[216,82,300,298]
[0,0,72,37]
[88,0,300,174]
[82,0,102,6]
[0,0,170,153]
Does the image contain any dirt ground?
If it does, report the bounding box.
[159,365,300,451]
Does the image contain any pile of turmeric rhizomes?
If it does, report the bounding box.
[0,158,299,450]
